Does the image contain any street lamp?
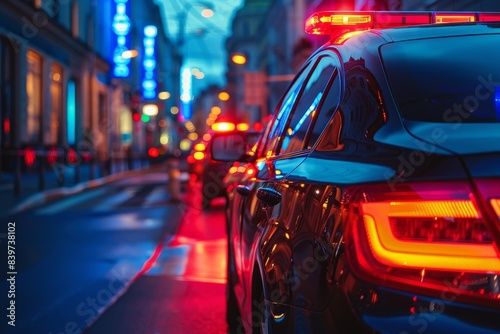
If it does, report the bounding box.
[218,91,230,101]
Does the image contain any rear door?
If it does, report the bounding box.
[246,50,344,310]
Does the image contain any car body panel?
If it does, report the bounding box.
[222,20,500,334]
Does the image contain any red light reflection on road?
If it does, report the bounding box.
[146,197,227,284]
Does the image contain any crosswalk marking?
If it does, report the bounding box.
[36,188,107,215]
[143,186,168,207]
[34,184,171,215]
[92,187,137,212]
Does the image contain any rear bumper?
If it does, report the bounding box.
[264,280,500,334]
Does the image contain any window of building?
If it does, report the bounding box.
[26,50,43,144]
[49,63,63,144]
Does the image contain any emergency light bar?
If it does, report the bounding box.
[305,11,500,35]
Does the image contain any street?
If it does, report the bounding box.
[0,167,229,334]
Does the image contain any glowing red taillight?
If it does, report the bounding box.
[389,215,492,243]
[346,181,500,299]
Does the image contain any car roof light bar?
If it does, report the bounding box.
[305,11,500,36]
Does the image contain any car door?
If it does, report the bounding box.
[258,50,343,312]
[232,59,318,303]
[237,50,343,313]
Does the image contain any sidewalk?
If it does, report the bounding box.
[0,160,161,217]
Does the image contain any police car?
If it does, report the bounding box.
[212,11,500,334]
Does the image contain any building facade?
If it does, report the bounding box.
[0,0,176,178]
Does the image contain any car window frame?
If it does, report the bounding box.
[276,53,340,156]
[260,59,317,158]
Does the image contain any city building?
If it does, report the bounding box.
[0,0,177,181]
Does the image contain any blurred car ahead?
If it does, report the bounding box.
[191,122,260,208]
[212,11,500,334]
[186,140,208,180]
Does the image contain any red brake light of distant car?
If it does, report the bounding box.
[305,11,500,37]
[148,147,159,158]
[212,122,235,132]
[253,122,263,132]
[346,181,500,300]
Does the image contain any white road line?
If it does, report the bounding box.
[36,188,107,215]
[92,187,137,212]
[143,186,167,207]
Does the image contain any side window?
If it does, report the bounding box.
[262,61,315,157]
[280,55,340,154]
[307,68,341,149]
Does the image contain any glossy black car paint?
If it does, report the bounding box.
[221,23,500,334]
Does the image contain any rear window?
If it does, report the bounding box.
[381,34,500,123]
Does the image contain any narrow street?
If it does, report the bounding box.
[85,192,228,334]
[0,167,229,334]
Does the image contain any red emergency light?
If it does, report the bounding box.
[305,11,500,36]
[212,122,235,132]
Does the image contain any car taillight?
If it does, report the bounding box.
[193,151,205,161]
[346,181,500,299]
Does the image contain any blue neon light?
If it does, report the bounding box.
[180,67,192,102]
[112,0,131,77]
[142,25,157,100]
[67,80,76,145]
[144,25,157,37]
